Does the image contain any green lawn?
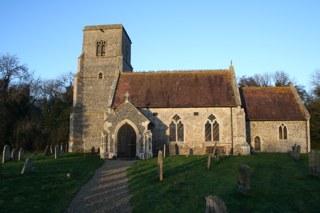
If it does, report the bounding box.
[0,153,104,213]
[127,153,320,213]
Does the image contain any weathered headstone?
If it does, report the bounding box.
[21,158,33,174]
[91,146,95,153]
[11,148,18,161]
[237,164,250,195]
[157,150,163,165]
[2,145,10,163]
[291,144,301,160]
[309,150,320,178]
[50,145,54,154]
[55,145,60,159]
[65,143,68,153]
[60,143,64,155]
[205,195,228,213]
[44,145,50,156]
[207,154,211,170]
[18,148,24,161]
[158,150,163,181]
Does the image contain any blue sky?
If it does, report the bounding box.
[1,0,319,91]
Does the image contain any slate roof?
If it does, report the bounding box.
[240,87,306,121]
[112,70,238,108]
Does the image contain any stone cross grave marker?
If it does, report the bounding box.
[237,164,250,195]
[2,145,10,163]
[11,148,18,161]
[18,148,24,161]
[21,158,33,174]
[205,195,228,213]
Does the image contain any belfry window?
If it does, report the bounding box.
[96,40,106,56]
[205,114,219,142]
[169,114,184,142]
[279,124,288,140]
[98,72,103,79]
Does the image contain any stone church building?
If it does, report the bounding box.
[69,24,310,159]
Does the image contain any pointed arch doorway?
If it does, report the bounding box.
[117,123,136,159]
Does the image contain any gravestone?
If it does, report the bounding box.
[2,145,10,163]
[55,145,60,159]
[11,148,18,161]
[91,146,95,153]
[60,143,64,155]
[237,164,250,195]
[158,150,163,181]
[207,154,211,170]
[205,195,228,213]
[309,150,320,178]
[21,158,33,174]
[18,148,24,161]
[157,150,163,165]
[65,143,68,153]
[291,144,301,160]
[44,145,50,156]
[50,145,54,154]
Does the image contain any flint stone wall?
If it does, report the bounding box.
[248,121,308,153]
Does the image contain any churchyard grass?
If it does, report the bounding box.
[128,153,320,213]
[0,153,104,212]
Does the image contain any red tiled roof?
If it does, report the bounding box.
[112,71,237,108]
[240,87,306,121]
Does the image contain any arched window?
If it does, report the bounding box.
[169,114,184,142]
[96,40,106,56]
[101,44,105,56]
[205,114,219,142]
[96,44,100,56]
[98,72,103,79]
[279,124,288,140]
[254,136,261,151]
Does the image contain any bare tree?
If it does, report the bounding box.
[272,71,292,86]
[0,54,29,91]
[310,69,320,98]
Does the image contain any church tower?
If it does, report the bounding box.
[69,24,133,152]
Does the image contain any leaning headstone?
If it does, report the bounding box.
[18,148,24,161]
[11,148,18,161]
[2,145,11,163]
[55,145,60,159]
[205,195,228,213]
[21,158,33,174]
[237,164,250,195]
[50,145,54,154]
[44,145,50,156]
[158,150,163,181]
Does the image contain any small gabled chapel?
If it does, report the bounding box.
[69,24,310,159]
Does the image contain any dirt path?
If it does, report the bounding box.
[66,160,134,213]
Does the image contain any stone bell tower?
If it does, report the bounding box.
[69,24,133,152]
